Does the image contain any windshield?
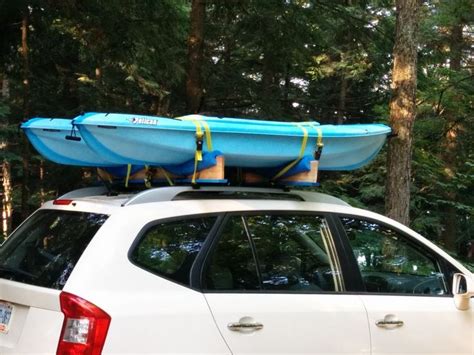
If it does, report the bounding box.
[0,210,108,289]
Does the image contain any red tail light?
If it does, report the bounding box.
[57,292,111,355]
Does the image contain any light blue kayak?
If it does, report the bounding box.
[176,114,321,126]
[72,112,391,170]
[21,117,120,167]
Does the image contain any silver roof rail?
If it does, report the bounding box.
[122,187,194,206]
[122,186,350,207]
[59,186,110,199]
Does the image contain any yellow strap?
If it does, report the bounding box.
[189,120,204,161]
[159,167,174,186]
[272,124,308,180]
[124,164,132,188]
[301,122,324,158]
[192,157,199,185]
[179,116,213,151]
[316,127,323,148]
[300,121,318,127]
[200,120,213,151]
[189,120,204,185]
[303,122,323,148]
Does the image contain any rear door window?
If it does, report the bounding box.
[204,214,343,292]
[0,210,108,289]
[130,217,218,286]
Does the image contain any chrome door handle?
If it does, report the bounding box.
[376,314,404,328]
[228,322,264,331]
[376,320,404,327]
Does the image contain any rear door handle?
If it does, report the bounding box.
[228,316,264,332]
[228,322,264,331]
[376,314,404,328]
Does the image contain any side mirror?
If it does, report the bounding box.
[452,273,474,311]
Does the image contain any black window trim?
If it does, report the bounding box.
[241,216,264,288]
[333,212,461,297]
[195,213,263,291]
[127,212,226,292]
[326,213,365,292]
[198,210,358,295]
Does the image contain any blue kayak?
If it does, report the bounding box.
[176,114,321,126]
[22,117,120,167]
[71,112,390,170]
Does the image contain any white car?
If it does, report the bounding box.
[0,186,473,354]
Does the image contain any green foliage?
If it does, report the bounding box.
[0,0,472,264]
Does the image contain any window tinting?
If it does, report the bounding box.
[206,217,260,290]
[0,210,108,290]
[250,215,341,292]
[205,214,342,292]
[131,217,217,285]
[341,217,447,295]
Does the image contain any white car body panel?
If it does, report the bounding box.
[361,294,473,355]
[63,210,231,354]
[1,188,472,354]
[204,293,371,354]
[0,280,62,353]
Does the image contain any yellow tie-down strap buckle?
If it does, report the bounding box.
[189,119,213,185]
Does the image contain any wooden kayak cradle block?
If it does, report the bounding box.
[280,160,319,184]
[242,160,319,185]
[187,155,225,180]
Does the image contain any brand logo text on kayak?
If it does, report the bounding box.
[130,117,159,125]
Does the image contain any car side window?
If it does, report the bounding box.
[205,214,343,292]
[205,216,260,290]
[130,216,217,286]
[341,217,448,295]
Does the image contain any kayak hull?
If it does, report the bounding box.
[74,113,390,170]
[21,118,120,167]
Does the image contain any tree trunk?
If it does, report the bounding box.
[440,24,463,251]
[385,0,421,226]
[153,95,170,116]
[39,159,46,205]
[261,50,280,118]
[449,25,462,72]
[1,76,9,98]
[1,160,12,239]
[1,73,12,238]
[337,75,347,125]
[21,11,31,220]
[283,63,292,117]
[186,0,206,113]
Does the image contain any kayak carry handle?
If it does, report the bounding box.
[66,122,81,141]
[65,135,81,141]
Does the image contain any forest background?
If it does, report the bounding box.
[0,0,472,265]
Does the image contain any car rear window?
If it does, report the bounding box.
[0,210,108,290]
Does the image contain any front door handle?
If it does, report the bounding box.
[228,316,264,332]
[376,314,404,328]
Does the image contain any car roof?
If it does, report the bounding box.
[54,185,351,208]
